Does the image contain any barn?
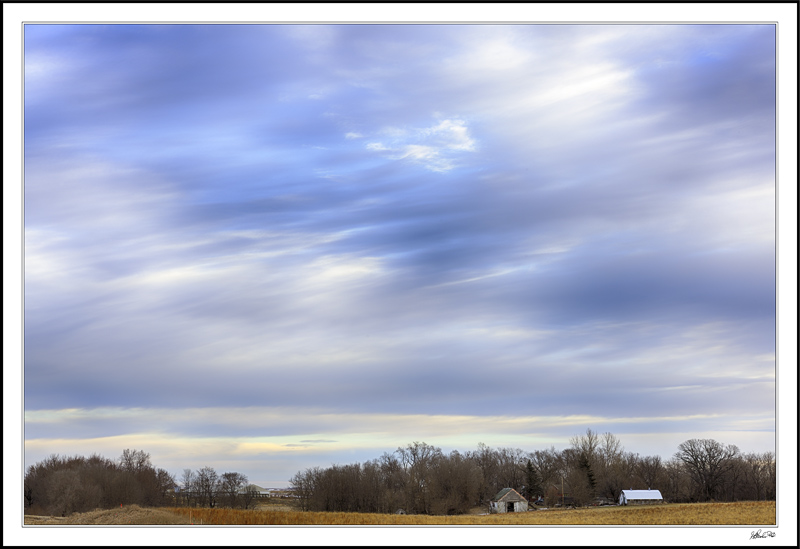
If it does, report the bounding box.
[618,489,664,505]
[490,488,529,513]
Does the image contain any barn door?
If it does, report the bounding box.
[507,502,514,513]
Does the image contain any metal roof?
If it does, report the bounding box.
[492,487,527,502]
[620,489,663,499]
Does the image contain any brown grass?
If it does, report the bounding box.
[167,501,775,526]
[24,504,191,525]
[25,501,775,526]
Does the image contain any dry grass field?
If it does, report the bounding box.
[24,505,191,525]
[24,501,775,526]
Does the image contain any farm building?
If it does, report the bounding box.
[618,489,664,505]
[490,488,528,513]
[236,484,271,498]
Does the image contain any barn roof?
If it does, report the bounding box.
[620,489,663,499]
[492,488,527,503]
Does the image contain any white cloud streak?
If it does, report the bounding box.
[363,118,476,172]
[21,22,777,485]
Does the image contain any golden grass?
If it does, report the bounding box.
[25,504,191,525]
[164,501,775,526]
[24,501,775,526]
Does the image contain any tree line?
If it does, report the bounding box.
[23,449,257,516]
[24,431,776,517]
[289,432,776,515]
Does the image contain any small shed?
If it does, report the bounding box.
[490,488,528,513]
[618,489,663,505]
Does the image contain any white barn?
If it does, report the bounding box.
[618,489,663,505]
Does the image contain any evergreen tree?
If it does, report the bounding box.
[524,459,542,501]
[578,452,597,499]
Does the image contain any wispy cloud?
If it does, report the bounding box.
[24,405,775,484]
[364,118,476,172]
[22,22,776,486]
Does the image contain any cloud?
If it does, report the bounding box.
[299,439,337,443]
[24,405,775,487]
[22,23,776,485]
[362,118,476,172]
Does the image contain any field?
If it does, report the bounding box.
[24,500,775,526]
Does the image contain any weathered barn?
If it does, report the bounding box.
[490,488,528,513]
[618,489,664,505]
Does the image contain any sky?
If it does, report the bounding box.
[15,20,784,490]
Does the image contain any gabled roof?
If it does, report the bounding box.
[492,487,527,503]
[620,489,663,499]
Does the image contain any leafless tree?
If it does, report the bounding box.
[468,442,500,505]
[396,441,442,514]
[763,451,776,500]
[569,428,601,461]
[529,446,564,497]
[195,466,220,508]
[240,484,260,510]
[180,468,197,506]
[290,467,321,512]
[598,432,624,469]
[49,469,83,516]
[428,450,482,515]
[219,471,248,508]
[119,449,151,472]
[674,438,740,501]
[635,454,664,489]
[155,468,177,504]
[567,430,603,505]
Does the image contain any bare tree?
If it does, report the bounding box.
[240,484,260,510]
[569,428,601,463]
[119,449,151,472]
[763,451,776,500]
[635,454,663,489]
[568,430,602,505]
[674,438,740,501]
[720,455,745,502]
[290,467,320,512]
[529,446,563,498]
[220,471,249,508]
[180,468,197,506]
[195,466,220,508]
[469,442,500,505]
[428,450,482,515]
[377,452,405,512]
[663,457,690,502]
[49,470,78,516]
[396,442,442,514]
[598,432,624,469]
[495,447,527,493]
[155,468,177,505]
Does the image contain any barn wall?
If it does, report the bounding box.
[491,491,529,513]
[495,500,528,513]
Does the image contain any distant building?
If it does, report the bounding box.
[618,489,664,505]
[490,488,529,513]
[237,484,271,498]
[268,488,298,498]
